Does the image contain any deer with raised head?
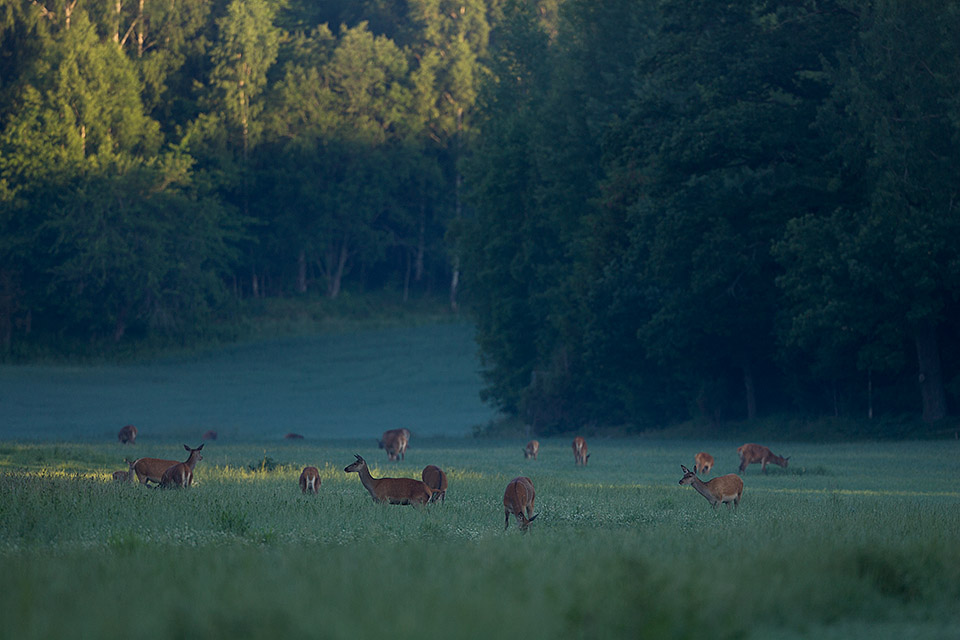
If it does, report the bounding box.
[299,466,321,494]
[421,465,448,503]
[344,454,433,505]
[694,452,714,476]
[112,459,137,482]
[503,476,538,532]
[572,437,590,465]
[118,425,138,445]
[524,440,539,460]
[737,443,789,473]
[679,465,743,509]
[378,428,410,461]
[159,444,204,489]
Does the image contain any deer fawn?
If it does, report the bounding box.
[118,425,138,445]
[524,440,539,460]
[112,459,137,482]
[737,443,789,473]
[344,454,433,505]
[159,444,204,489]
[421,465,448,503]
[572,437,590,465]
[378,428,410,461]
[299,466,321,494]
[503,476,538,532]
[694,452,714,476]
[679,465,743,509]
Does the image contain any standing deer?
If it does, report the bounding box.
[503,476,538,532]
[737,443,789,473]
[112,459,137,482]
[118,425,138,445]
[378,428,410,461]
[299,466,321,494]
[159,444,204,489]
[132,452,182,485]
[694,452,714,476]
[524,440,539,460]
[344,454,433,505]
[679,465,743,509]
[572,437,590,465]
[421,465,448,503]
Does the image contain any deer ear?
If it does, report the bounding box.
[681,465,690,472]
[184,444,190,451]
[198,443,204,450]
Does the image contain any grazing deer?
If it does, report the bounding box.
[572,437,590,465]
[299,466,321,494]
[159,444,204,489]
[344,454,433,505]
[112,459,137,482]
[421,465,448,503]
[524,440,539,460]
[202,430,218,441]
[503,476,538,532]
[378,428,410,461]
[694,452,714,476]
[284,432,304,440]
[737,443,789,473]
[118,425,138,445]
[679,465,743,509]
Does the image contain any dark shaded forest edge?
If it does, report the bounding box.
[3,0,960,439]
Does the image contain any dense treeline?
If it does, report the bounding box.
[1,0,528,347]
[463,0,960,432]
[2,0,959,431]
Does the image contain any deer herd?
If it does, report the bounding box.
[111,424,791,528]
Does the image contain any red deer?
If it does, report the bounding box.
[694,452,714,476]
[202,430,218,441]
[159,444,204,489]
[299,466,321,494]
[421,465,448,503]
[679,465,743,509]
[118,425,138,445]
[284,432,304,440]
[572,437,590,465]
[503,476,538,532]
[524,440,539,460]
[112,459,137,482]
[344,454,433,505]
[737,443,789,473]
[132,453,182,485]
[378,428,410,461]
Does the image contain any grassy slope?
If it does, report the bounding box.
[1,438,959,639]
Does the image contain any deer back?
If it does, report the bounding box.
[132,457,179,484]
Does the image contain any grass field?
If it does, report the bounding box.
[1,437,958,639]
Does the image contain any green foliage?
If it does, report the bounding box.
[1,438,959,639]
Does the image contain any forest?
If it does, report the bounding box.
[2,0,959,433]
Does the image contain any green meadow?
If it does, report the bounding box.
[1,437,958,639]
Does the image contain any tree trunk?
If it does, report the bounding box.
[296,249,307,294]
[914,322,947,422]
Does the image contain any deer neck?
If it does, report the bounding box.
[184,451,200,471]
[357,465,380,498]
[690,476,716,502]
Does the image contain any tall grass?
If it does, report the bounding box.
[1,438,959,639]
